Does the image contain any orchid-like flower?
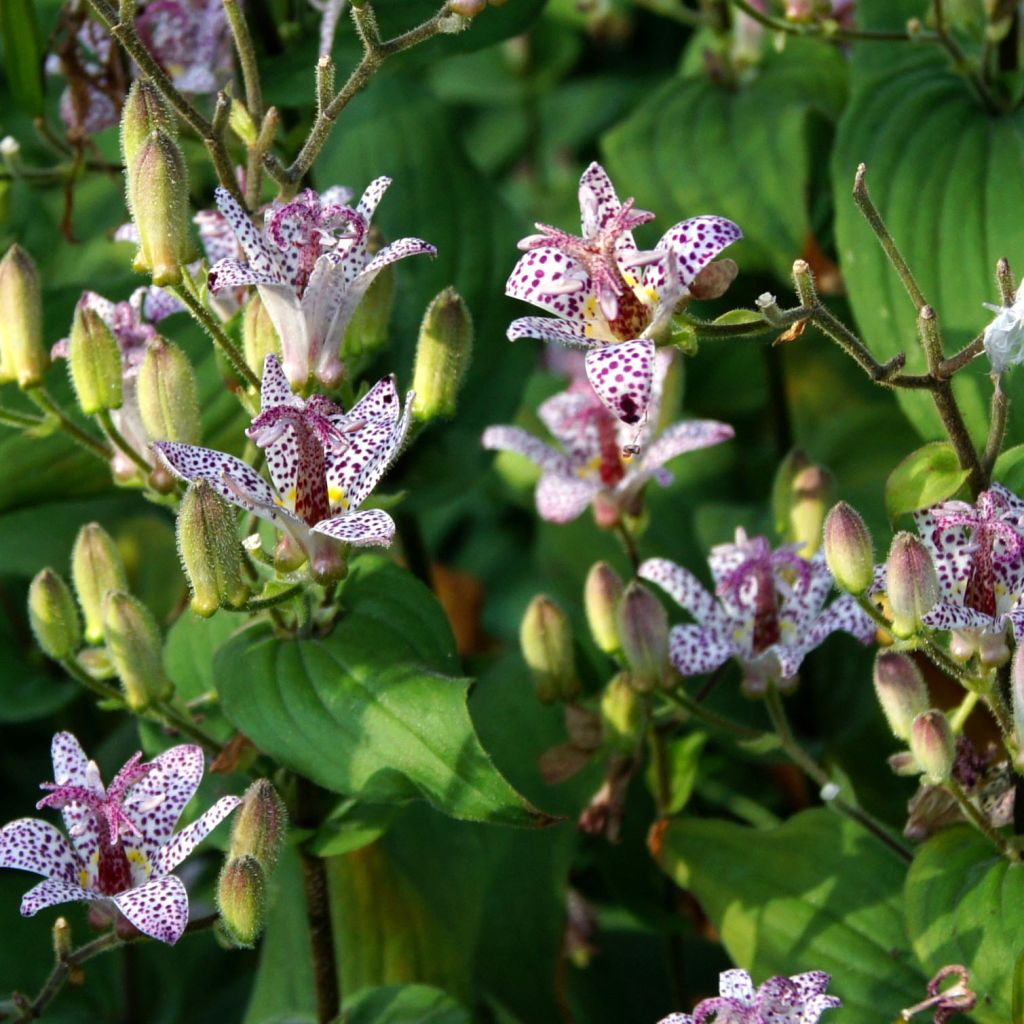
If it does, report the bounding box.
[640,531,874,695]
[982,282,1024,373]
[482,352,733,525]
[506,162,741,426]
[0,733,239,945]
[207,180,436,388]
[136,0,233,96]
[658,969,841,1024]
[155,354,411,577]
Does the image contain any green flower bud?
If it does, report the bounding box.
[128,129,191,286]
[978,628,1011,669]
[177,481,249,617]
[886,533,939,639]
[584,561,623,654]
[617,582,669,692]
[910,709,955,785]
[771,448,810,538]
[228,779,288,872]
[823,501,874,595]
[600,672,644,751]
[68,307,123,415]
[137,336,201,444]
[873,651,928,741]
[28,569,81,660]
[0,245,47,387]
[71,522,128,644]
[788,464,833,556]
[342,252,394,359]
[242,295,282,379]
[120,81,175,185]
[52,917,73,961]
[411,287,473,422]
[448,0,487,14]
[103,591,174,711]
[520,595,579,704]
[217,855,266,948]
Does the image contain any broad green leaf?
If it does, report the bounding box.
[165,609,240,701]
[712,310,767,327]
[905,825,1024,1024]
[0,0,44,117]
[654,809,924,1022]
[832,0,1024,442]
[1015,948,1024,1024]
[308,799,402,857]
[216,556,550,826]
[994,443,1024,493]
[346,985,470,1024]
[602,38,847,277]
[884,441,970,520]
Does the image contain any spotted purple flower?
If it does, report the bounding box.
[135,0,233,96]
[506,162,741,426]
[483,351,733,525]
[155,354,411,573]
[0,733,239,945]
[640,530,874,695]
[658,968,841,1024]
[207,180,436,388]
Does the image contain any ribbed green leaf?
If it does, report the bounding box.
[0,0,44,117]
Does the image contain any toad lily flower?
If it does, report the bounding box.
[207,179,436,388]
[640,531,874,695]
[136,0,234,96]
[658,968,841,1024]
[483,352,733,525]
[506,161,741,425]
[155,354,412,578]
[982,281,1024,373]
[0,733,239,945]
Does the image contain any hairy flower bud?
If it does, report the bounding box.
[128,129,191,286]
[824,501,874,595]
[584,561,624,654]
[217,854,266,948]
[71,523,128,644]
[910,710,955,784]
[52,917,73,961]
[448,0,487,14]
[177,481,249,616]
[137,336,201,444]
[342,258,394,359]
[28,569,82,660]
[600,672,644,751]
[520,595,580,704]
[68,307,123,415]
[873,651,928,741]
[242,295,282,378]
[0,244,47,387]
[412,287,474,422]
[120,81,175,182]
[617,582,669,692]
[788,464,833,556]
[886,532,939,638]
[103,591,174,711]
[978,628,1011,669]
[229,779,288,872]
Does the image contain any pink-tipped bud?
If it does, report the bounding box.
[0,245,47,387]
[886,533,939,638]
[28,569,82,661]
[910,710,955,784]
[873,652,928,740]
[217,855,266,948]
[242,295,282,379]
[520,595,579,704]
[823,501,874,594]
[68,306,123,415]
[600,672,644,752]
[103,591,174,711]
[448,0,487,15]
[71,522,128,644]
[978,628,1010,669]
[584,561,624,654]
[137,336,201,444]
[617,582,669,692]
[120,81,175,183]
[229,779,288,872]
[412,287,473,422]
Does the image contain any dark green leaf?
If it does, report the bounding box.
[994,443,1024,493]
[884,441,970,520]
[0,0,44,117]
[346,985,471,1024]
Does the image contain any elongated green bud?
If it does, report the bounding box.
[129,129,190,286]
[137,336,200,443]
[873,651,928,741]
[411,287,473,422]
[69,307,123,415]
[617,582,669,692]
[52,917,73,961]
[910,709,955,784]
[788,464,833,556]
[886,533,939,639]
[342,260,394,359]
[0,245,47,387]
[242,295,282,378]
[600,672,644,751]
[177,481,249,616]
[771,449,810,537]
[229,779,288,872]
[823,501,874,595]
[584,561,623,654]
[72,522,128,644]
[120,81,175,181]
[103,591,174,711]
[217,855,266,948]
[520,595,579,704]
[28,569,81,660]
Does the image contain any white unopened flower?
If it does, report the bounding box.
[983,283,1024,373]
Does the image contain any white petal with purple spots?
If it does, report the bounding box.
[584,339,655,425]
[535,473,599,524]
[155,795,241,873]
[507,316,594,348]
[112,874,190,945]
[0,819,80,882]
[312,508,396,547]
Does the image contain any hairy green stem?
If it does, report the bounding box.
[171,286,260,390]
[983,375,1009,478]
[946,777,1019,859]
[97,409,152,475]
[62,655,124,705]
[241,584,304,612]
[661,687,763,739]
[729,0,934,42]
[23,387,112,461]
[224,0,264,124]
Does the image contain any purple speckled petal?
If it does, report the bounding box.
[802,593,876,651]
[345,377,401,426]
[668,624,734,675]
[922,602,996,632]
[578,162,624,238]
[481,426,570,476]
[1005,608,1024,640]
[507,316,594,349]
[154,795,240,873]
[355,175,391,225]
[123,745,205,857]
[719,969,755,1001]
[657,1016,693,1024]
[535,472,599,524]
[0,819,80,883]
[584,340,655,425]
[312,508,396,547]
[213,186,282,282]
[789,972,833,999]
[48,732,101,866]
[21,877,99,916]
[112,874,189,945]
[141,286,185,322]
[652,215,742,290]
[344,390,413,510]
[260,353,302,413]
[639,558,720,626]
[506,248,592,323]
[207,258,281,293]
[537,389,603,466]
[637,420,734,478]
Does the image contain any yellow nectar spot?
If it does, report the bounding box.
[328,486,349,510]
[79,869,89,888]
